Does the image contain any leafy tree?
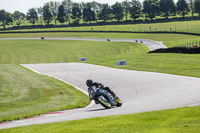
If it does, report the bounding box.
[37,7,43,25]
[143,0,160,20]
[90,1,101,13]
[0,10,12,29]
[112,2,124,21]
[177,0,190,18]
[82,8,87,23]
[83,3,96,24]
[189,0,195,17]
[13,11,25,27]
[26,8,38,26]
[42,3,53,25]
[89,1,101,22]
[122,0,131,21]
[80,2,87,11]
[49,1,60,25]
[194,0,200,17]
[57,5,65,25]
[71,3,82,24]
[129,0,142,20]
[159,0,176,19]
[98,4,112,22]
[62,0,73,24]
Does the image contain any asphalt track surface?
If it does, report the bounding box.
[1,63,200,129]
[1,37,199,129]
[0,37,167,51]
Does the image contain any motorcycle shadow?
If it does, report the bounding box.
[87,107,117,112]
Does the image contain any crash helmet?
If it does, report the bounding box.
[86,79,93,87]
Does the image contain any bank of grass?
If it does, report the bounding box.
[0,64,90,122]
[0,39,200,78]
[1,20,200,34]
[1,105,200,133]
[0,32,200,48]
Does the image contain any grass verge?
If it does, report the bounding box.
[1,20,200,34]
[0,64,90,122]
[0,39,200,77]
[1,105,200,133]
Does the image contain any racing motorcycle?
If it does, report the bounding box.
[88,86,122,109]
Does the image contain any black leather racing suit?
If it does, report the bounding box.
[92,82,117,98]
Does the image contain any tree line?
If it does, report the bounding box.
[0,0,200,29]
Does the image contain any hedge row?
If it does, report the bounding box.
[149,47,200,54]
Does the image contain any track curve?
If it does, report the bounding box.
[1,62,200,129]
[0,37,167,51]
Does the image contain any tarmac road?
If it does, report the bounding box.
[1,62,200,129]
[0,37,166,51]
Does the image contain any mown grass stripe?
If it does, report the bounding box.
[0,64,90,122]
[1,106,200,133]
[1,21,200,35]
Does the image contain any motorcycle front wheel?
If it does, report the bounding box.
[115,98,122,107]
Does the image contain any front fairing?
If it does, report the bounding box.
[88,86,97,98]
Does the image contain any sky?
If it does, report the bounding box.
[0,0,127,14]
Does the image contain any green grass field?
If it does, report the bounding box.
[0,38,200,77]
[1,105,200,133]
[0,64,90,122]
[1,20,200,34]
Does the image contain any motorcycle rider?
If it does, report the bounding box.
[86,79,118,100]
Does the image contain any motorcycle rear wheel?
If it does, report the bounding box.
[97,96,111,109]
